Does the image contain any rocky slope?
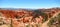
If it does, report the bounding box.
[0,8,60,27]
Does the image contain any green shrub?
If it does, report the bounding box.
[48,13,60,27]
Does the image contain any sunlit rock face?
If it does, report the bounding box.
[0,8,60,27]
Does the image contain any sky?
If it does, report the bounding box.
[0,0,60,9]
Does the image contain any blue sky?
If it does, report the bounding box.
[0,0,60,9]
